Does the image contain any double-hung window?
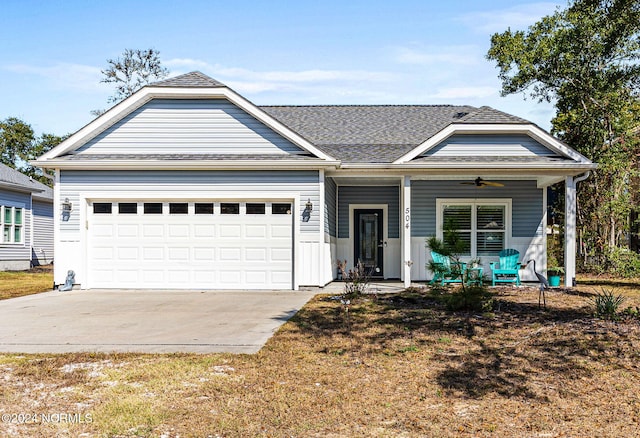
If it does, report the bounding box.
[1,205,24,244]
[436,199,510,258]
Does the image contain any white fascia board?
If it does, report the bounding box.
[393,123,594,164]
[31,158,340,171]
[39,86,337,162]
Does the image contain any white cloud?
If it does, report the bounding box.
[166,58,395,84]
[428,86,497,99]
[458,2,560,34]
[3,62,106,92]
[393,46,479,66]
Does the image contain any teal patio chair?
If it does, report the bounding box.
[490,248,521,286]
[429,251,466,286]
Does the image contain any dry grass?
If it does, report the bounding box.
[1,282,640,437]
[0,265,53,300]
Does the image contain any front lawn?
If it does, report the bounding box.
[0,265,53,300]
[1,283,639,436]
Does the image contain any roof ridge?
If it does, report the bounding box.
[151,71,226,88]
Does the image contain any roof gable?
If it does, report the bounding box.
[75,98,309,156]
[36,73,336,167]
[394,123,593,165]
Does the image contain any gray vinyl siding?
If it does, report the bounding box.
[32,199,54,265]
[337,186,400,238]
[59,170,320,234]
[0,189,31,262]
[76,99,306,155]
[325,177,337,237]
[424,134,558,157]
[411,180,543,238]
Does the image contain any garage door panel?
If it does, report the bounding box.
[92,224,114,238]
[116,270,139,283]
[142,270,164,284]
[88,200,293,289]
[245,271,267,284]
[92,247,114,260]
[246,225,267,238]
[168,247,190,261]
[219,271,242,285]
[220,224,241,238]
[193,270,216,283]
[271,224,292,238]
[194,224,216,238]
[271,271,292,286]
[271,248,292,262]
[246,248,267,262]
[193,247,215,261]
[143,224,164,238]
[117,247,139,260]
[219,247,241,261]
[116,224,139,238]
[167,224,189,238]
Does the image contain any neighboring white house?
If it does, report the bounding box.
[33,71,595,290]
[0,163,54,270]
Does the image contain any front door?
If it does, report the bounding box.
[354,209,384,277]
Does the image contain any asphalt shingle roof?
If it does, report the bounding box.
[0,163,52,200]
[151,71,226,88]
[260,105,531,162]
[84,72,546,164]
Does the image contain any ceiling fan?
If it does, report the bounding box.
[460,177,505,188]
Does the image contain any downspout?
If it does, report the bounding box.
[574,171,591,185]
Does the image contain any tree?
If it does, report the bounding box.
[99,48,169,106]
[0,117,35,168]
[0,117,65,185]
[487,0,640,271]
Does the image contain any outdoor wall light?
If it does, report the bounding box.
[302,198,313,222]
[61,198,72,222]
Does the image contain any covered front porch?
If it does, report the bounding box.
[325,172,586,289]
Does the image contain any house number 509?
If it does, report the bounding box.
[405,208,410,229]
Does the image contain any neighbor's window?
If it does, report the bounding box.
[1,205,24,244]
[438,200,508,257]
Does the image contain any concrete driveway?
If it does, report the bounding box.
[0,289,316,354]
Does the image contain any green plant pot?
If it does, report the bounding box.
[548,275,561,287]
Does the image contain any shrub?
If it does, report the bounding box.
[591,288,625,320]
[608,247,640,278]
[444,285,495,312]
[342,260,371,298]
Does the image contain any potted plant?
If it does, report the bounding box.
[547,266,564,287]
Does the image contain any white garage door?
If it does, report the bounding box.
[87,201,293,289]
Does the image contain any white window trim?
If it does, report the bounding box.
[435,198,512,258]
[1,202,26,245]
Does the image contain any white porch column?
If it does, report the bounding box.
[402,175,412,288]
[564,176,577,287]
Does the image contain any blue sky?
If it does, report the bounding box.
[1,0,564,136]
